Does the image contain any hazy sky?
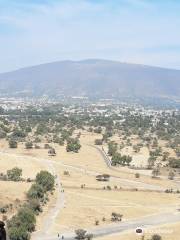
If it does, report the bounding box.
[0,0,180,72]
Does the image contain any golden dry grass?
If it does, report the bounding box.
[0,181,30,220]
[48,163,180,233]
[0,131,179,236]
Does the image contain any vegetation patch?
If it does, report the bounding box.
[7,170,55,240]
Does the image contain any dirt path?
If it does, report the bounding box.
[31,162,65,240]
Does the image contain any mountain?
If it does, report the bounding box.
[0,59,179,100]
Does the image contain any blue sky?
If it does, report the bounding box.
[0,0,180,72]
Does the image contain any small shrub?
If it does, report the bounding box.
[135,173,140,178]
[74,229,87,239]
[25,142,33,149]
[9,139,17,148]
[7,168,22,182]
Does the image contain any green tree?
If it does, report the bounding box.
[35,171,55,192]
[27,184,45,200]
[8,225,30,240]
[66,138,81,153]
[108,142,117,156]
[111,153,132,166]
[17,207,36,232]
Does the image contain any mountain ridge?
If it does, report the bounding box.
[0,59,179,99]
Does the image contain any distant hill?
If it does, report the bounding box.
[0,59,179,99]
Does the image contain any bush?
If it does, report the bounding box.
[135,173,140,178]
[7,167,22,182]
[111,212,123,222]
[28,199,42,214]
[94,139,103,145]
[64,171,70,176]
[169,158,180,168]
[75,229,87,239]
[94,127,102,134]
[151,234,162,240]
[0,207,8,214]
[44,144,51,149]
[0,130,6,139]
[35,171,55,192]
[9,139,18,148]
[25,142,33,149]
[27,184,45,200]
[8,170,55,240]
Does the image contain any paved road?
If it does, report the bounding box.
[88,145,112,169]
[36,211,180,240]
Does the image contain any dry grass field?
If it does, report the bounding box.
[0,181,30,221]
[0,130,180,239]
[47,161,180,234]
[1,132,178,190]
[52,187,179,232]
